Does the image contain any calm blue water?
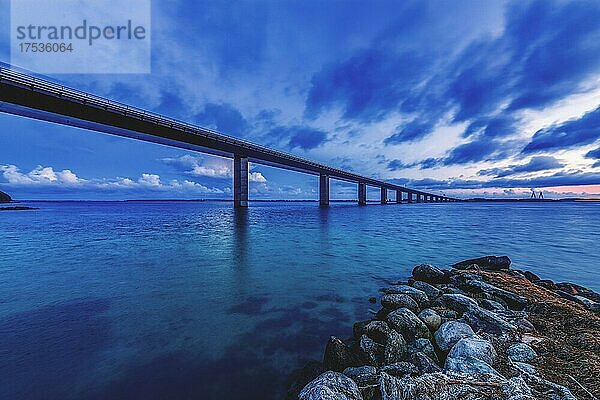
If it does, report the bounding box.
[1,201,599,399]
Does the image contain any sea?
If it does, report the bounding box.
[1,200,598,399]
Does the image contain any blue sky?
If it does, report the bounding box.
[1,0,600,200]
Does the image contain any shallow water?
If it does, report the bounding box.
[1,201,598,399]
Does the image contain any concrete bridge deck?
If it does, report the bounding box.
[0,66,457,206]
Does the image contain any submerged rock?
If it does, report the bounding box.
[381,294,419,314]
[412,264,447,284]
[387,308,431,341]
[507,343,537,363]
[434,321,476,353]
[452,255,511,271]
[299,371,364,400]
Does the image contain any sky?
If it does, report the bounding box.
[1,0,600,200]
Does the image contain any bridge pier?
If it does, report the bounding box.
[319,173,330,206]
[417,194,422,203]
[396,190,402,204]
[380,187,387,204]
[358,182,367,205]
[233,155,249,208]
[407,192,413,203]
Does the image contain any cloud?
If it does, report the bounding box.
[161,155,267,182]
[306,0,600,152]
[478,156,564,178]
[522,105,600,153]
[0,165,224,195]
[194,103,250,138]
[269,126,329,150]
[0,165,86,186]
[393,170,600,191]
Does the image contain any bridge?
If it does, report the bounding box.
[0,66,458,207]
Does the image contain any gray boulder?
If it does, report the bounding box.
[434,321,476,353]
[461,279,527,310]
[452,255,511,271]
[387,308,431,341]
[381,294,419,314]
[480,298,505,311]
[418,308,442,331]
[461,307,517,335]
[507,343,537,363]
[381,285,429,308]
[407,338,438,363]
[364,320,391,344]
[299,371,364,400]
[412,264,447,283]
[445,355,499,376]
[383,330,407,364]
[343,366,378,387]
[380,362,418,377]
[409,351,442,373]
[412,280,443,300]
[447,338,496,365]
[435,293,478,314]
[360,334,383,367]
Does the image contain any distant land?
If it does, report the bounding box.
[0,190,12,203]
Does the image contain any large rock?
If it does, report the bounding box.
[434,321,476,353]
[360,334,383,367]
[299,371,364,400]
[444,355,499,376]
[381,294,419,314]
[461,307,517,335]
[353,320,371,339]
[324,336,355,372]
[418,308,442,331]
[412,281,443,300]
[0,190,11,203]
[412,264,447,283]
[285,361,324,400]
[381,285,429,308]
[380,362,418,377]
[507,343,537,363]
[409,351,442,373]
[387,308,431,341]
[447,338,496,366]
[364,320,391,344]
[343,366,378,387]
[407,338,439,363]
[435,294,478,314]
[452,255,511,271]
[460,279,528,310]
[383,330,407,364]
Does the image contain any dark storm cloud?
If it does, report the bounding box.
[478,156,564,178]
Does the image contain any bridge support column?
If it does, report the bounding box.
[380,187,387,204]
[396,190,402,204]
[407,192,413,203]
[233,155,249,208]
[319,174,330,206]
[358,182,367,205]
[416,194,421,203]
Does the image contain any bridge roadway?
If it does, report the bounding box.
[0,66,457,207]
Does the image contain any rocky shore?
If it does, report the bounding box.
[288,256,600,400]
